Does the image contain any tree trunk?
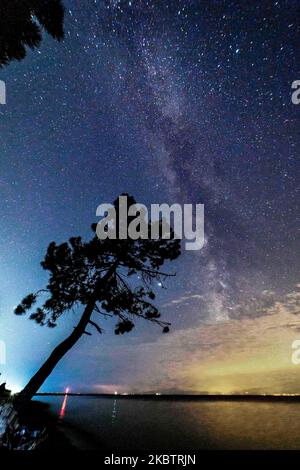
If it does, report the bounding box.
[16,263,117,403]
[16,300,95,403]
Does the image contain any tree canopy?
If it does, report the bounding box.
[15,195,181,336]
[0,0,64,67]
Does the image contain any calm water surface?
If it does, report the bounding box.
[37,396,300,450]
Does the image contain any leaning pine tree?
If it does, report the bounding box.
[15,195,181,403]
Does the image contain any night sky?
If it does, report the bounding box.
[0,0,299,394]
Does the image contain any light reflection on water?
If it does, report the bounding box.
[38,396,300,450]
[111,399,117,425]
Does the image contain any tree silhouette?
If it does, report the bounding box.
[15,195,181,402]
[0,0,64,67]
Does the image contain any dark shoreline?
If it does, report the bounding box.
[35,393,300,402]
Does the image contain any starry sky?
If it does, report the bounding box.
[0,0,299,394]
